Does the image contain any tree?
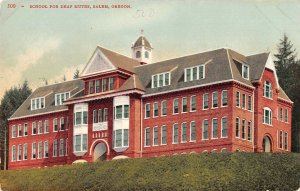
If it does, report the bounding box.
[0,81,32,170]
[63,75,66,82]
[73,69,80,79]
[274,34,300,152]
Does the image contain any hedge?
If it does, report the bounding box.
[0,153,299,191]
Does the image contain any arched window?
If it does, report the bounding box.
[145,51,149,58]
[136,51,141,58]
[263,80,272,99]
[263,107,272,125]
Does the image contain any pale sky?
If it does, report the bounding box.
[0,0,300,98]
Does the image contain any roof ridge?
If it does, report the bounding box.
[246,52,270,57]
[35,79,83,90]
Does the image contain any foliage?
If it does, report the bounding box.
[0,81,32,170]
[0,153,299,191]
[274,34,300,152]
[73,69,80,79]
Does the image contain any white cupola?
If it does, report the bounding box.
[131,29,153,65]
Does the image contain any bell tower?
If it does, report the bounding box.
[131,30,153,65]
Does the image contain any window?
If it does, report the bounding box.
[202,119,208,140]
[12,125,16,138]
[212,92,218,108]
[18,144,22,161]
[181,122,187,142]
[24,124,28,136]
[145,51,149,58]
[145,103,151,118]
[102,78,107,92]
[284,132,288,150]
[32,122,36,135]
[161,101,167,116]
[221,117,227,138]
[145,128,150,147]
[190,96,196,111]
[152,72,171,88]
[44,141,48,158]
[73,134,88,152]
[44,120,48,133]
[38,121,42,134]
[222,91,228,107]
[55,92,70,106]
[242,64,249,79]
[66,138,68,155]
[263,108,272,125]
[89,81,94,94]
[263,80,272,99]
[53,118,58,132]
[95,80,100,93]
[98,109,103,122]
[242,94,246,109]
[12,145,16,162]
[32,142,36,159]
[279,131,283,149]
[212,118,218,139]
[182,97,187,113]
[285,109,288,123]
[59,139,64,156]
[279,108,283,121]
[173,99,179,114]
[242,119,246,139]
[136,51,141,58]
[53,140,58,157]
[248,121,252,141]
[18,124,22,137]
[190,121,196,142]
[203,93,209,109]
[184,65,205,81]
[59,118,64,131]
[236,118,240,138]
[236,92,240,107]
[38,142,42,159]
[173,123,178,144]
[161,125,167,145]
[23,144,27,160]
[153,127,158,146]
[103,108,108,122]
[114,105,129,119]
[74,111,88,125]
[31,97,45,110]
[109,77,114,90]
[153,102,159,117]
[113,129,128,148]
[93,110,98,123]
[248,95,252,111]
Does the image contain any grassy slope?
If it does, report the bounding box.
[0,153,299,191]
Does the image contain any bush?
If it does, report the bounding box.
[0,153,299,191]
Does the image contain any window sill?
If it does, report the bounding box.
[161,114,167,117]
[263,96,273,100]
[211,137,218,140]
[202,108,209,110]
[262,123,273,127]
[221,136,228,139]
[144,145,150,148]
[190,110,196,112]
[189,140,196,143]
[173,113,179,115]
[172,142,178,144]
[202,139,208,141]
[211,107,218,110]
[221,105,228,108]
[152,144,159,147]
[181,141,187,143]
[181,111,188,114]
[161,143,167,146]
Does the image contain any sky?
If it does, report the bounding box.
[0,0,300,98]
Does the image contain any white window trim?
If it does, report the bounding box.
[203,93,209,110]
[221,90,228,107]
[263,107,273,126]
[60,117,64,131]
[44,120,49,134]
[263,80,273,99]
[17,124,22,137]
[17,144,22,161]
[236,91,240,108]
[32,122,36,135]
[161,100,167,116]
[24,123,28,136]
[172,123,179,144]
[235,117,240,138]
[153,102,159,118]
[53,139,57,157]
[181,122,187,143]
[279,130,283,149]
[247,121,252,142]
[285,109,289,123]
[145,103,150,119]
[151,72,171,88]
[241,119,246,140]
[248,95,252,111]
[189,121,196,142]
[161,125,167,145]
[182,97,188,113]
[221,117,228,138]
[55,92,70,106]
[242,64,250,80]
[190,95,196,112]
[59,139,64,156]
[31,97,45,110]
[211,118,218,139]
[153,126,159,146]
[31,142,36,160]
[202,119,209,140]
[38,121,43,134]
[173,98,179,115]
[12,145,16,162]
[23,143,27,160]
[242,94,246,110]
[44,141,48,158]
[211,92,218,109]
[285,132,288,151]
[184,64,205,82]
[12,125,16,138]
[53,118,58,132]
[144,127,150,147]
[37,142,43,159]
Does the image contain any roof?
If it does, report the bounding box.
[10,80,84,120]
[132,36,152,49]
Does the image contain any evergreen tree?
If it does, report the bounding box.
[63,75,66,82]
[73,69,80,79]
[0,81,32,170]
[274,34,300,152]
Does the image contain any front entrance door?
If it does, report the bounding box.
[263,136,272,152]
[93,143,107,161]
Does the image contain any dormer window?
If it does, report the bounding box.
[152,72,170,88]
[263,80,272,99]
[242,64,249,79]
[55,92,70,106]
[184,65,205,82]
[136,51,141,58]
[31,97,45,110]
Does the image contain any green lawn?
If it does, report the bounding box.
[0,153,299,191]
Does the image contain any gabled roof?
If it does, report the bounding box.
[246,52,270,81]
[132,36,152,49]
[9,80,84,120]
